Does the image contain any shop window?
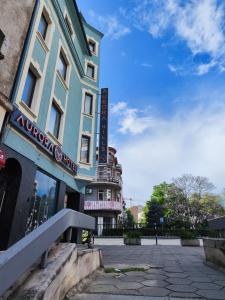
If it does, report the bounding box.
[84,93,93,115]
[86,63,95,79]
[57,51,67,80]
[80,135,90,163]
[25,170,57,234]
[98,189,104,201]
[21,68,37,108]
[48,102,61,138]
[88,40,96,53]
[38,13,48,40]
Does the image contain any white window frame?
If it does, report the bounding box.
[87,35,99,56]
[56,45,71,90]
[85,59,98,82]
[36,5,53,52]
[45,96,65,144]
[19,60,42,120]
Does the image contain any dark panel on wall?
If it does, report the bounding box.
[0,144,36,247]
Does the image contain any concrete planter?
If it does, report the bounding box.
[180,239,200,247]
[124,237,141,245]
[203,238,225,269]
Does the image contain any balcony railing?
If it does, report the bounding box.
[94,175,122,187]
[84,200,122,212]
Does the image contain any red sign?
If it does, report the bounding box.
[0,149,6,169]
[84,200,122,211]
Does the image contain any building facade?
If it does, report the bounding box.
[83,147,123,236]
[130,205,144,224]
[0,0,36,136]
[0,0,103,250]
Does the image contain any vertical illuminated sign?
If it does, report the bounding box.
[99,88,108,164]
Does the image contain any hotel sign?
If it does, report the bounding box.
[84,200,122,211]
[99,88,108,164]
[10,109,78,175]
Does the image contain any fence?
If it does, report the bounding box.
[95,223,222,238]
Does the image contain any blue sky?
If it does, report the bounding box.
[77,0,225,205]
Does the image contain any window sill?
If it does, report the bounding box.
[19,101,38,120]
[56,70,69,91]
[47,131,62,145]
[36,31,50,53]
[85,75,97,83]
[82,112,93,118]
[79,161,91,166]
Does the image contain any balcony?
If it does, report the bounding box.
[84,200,122,212]
[93,175,122,188]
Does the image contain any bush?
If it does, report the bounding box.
[179,229,197,240]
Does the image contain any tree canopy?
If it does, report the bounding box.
[143,174,225,229]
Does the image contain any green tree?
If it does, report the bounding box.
[125,208,135,227]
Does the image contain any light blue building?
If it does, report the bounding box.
[0,0,103,249]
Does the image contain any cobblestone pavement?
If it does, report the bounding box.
[69,244,225,300]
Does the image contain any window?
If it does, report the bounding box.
[98,189,104,201]
[25,170,57,234]
[86,64,95,79]
[22,68,37,108]
[38,14,48,40]
[57,51,67,80]
[106,189,112,201]
[88,40,96,53]
[84,93,93,115]
[48,102,61,138]
[65,15,73,36]
[80,135,90,163]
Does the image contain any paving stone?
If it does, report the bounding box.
[166,277,192,285]
[86,284,118,293]
[189,276,212,282]
[144,274,168,281]
[125,271,147,277]
[111,289,141,295]
[169,292,202,298]
[216,281,225,287]
[197,289,225,299]
[146,268,165,275]
[139,286,170,296]
[142,280,168,287]
[164,268,184,273]
[116,282,143,290]
[92,278,119,285]
[167,284,198,292]
[119,275,146,282]
[191,282,222,290]
[166,272,189,278]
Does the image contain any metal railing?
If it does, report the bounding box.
[0,208,95,297]
[94,175,122,187]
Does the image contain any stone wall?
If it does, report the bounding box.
[203,238,225,269]
[7,243,102,300]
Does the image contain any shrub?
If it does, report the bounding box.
[179,229,197,240]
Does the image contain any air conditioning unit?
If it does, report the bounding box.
[86,188,93,194]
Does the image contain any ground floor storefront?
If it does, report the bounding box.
[0,144,84,250]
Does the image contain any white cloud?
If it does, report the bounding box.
[124,0,225,75]
[113,94,225,205]
[111,102,156,135]
[89,10,131,40]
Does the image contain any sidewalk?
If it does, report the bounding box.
[68,241,225,300]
